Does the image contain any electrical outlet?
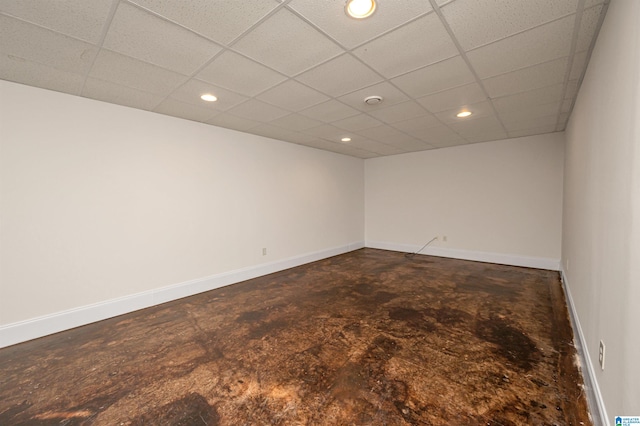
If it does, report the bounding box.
[262,248,267,256]
[599,340,605,370]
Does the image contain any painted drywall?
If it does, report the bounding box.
[562,0,640,420]
[0,80,364,329]
[365,133,564,266]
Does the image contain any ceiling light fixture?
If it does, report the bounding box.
[456,110,472,118]
[341,137,352,142]
[364,95,383,105]
[345,0,376,19]
[200,94,218,102]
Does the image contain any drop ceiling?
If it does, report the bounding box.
[0,0,608,158]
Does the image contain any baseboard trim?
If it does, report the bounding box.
[0,241,365,349]
[560,268,609,426]
[365,240,560,270]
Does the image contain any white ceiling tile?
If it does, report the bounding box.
[584,0,605,8]
[492,83,564,113]
[303,138,374,158]
[226,99,290,122]
[299,100,360,123]
[276,132,324,146]
[482,57,569,98]
[337,82,409,112]
[557,112,570,128]
[498,101,561,124]
[232,8,342,76]
[287,0,432,48]
[417,83,486,113]
[442,0,578,51]
[333,114,384,132]
[408,124,467,147]
[435,100,495,124]
[295,54,383,97]
[129,0,281,45]
[154,98,218,122]
[564,79,580,100]
[569,51,588,80]
[89,49,187,95]
[0,0,113,44]
[207,113,262,132]
[256,79,329,111]
[508,125,557,139]
[466,15,575,78]
[103,2,222,75]
[0,53,85,95]
[250,123,302,142]
[0,15,98,74]
[82,78,163,111]
[576,5,604,52]
[269,113,322,132]
[356,125,422,146]
[463,130,509,143]
[196,51,286,97]
[391,56,476,98]
[368,101,429,124]
[353,13,458,78]
[303,124,350,142]
[169,79,248,111]
[391,115,447,137]
[347,139,405,156]
[449,115,506,138]
[503,114,558,132]
[388,138,434,153]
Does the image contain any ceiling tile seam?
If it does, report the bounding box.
[79,0,121,96]
[283,4,434,53]
[553,0,586,131]
[115,1,242,111]
[459,11,578,56]
[478,55,571,86]
[556,0,610,131]
[428,0,508,136]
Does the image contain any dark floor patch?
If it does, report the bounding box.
[458,274,522,298]
[371,291,397,303]
[388,307,423,322]
[131,393,219,425]
[236,309,268,323]
[475,315,539,370]
[423,306,472,325]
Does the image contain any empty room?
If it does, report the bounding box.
[1,0,638,424]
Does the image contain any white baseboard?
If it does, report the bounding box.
[560,268,609,426]
[0,241,365,349]
[366,240,560,270]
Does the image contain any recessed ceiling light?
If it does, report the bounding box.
[201,94,217,102]
[364,95,383,105]
[456,110,472,118]
[345,0,376,19]
[341,137,352,142]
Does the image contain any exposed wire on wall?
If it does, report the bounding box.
[405,236,438,259]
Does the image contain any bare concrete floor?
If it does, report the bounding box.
[0,248,590,425]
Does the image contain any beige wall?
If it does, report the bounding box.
[0,80,364,327]
[365,133,565,264]
[562,0,640,418]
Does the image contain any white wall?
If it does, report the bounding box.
[365,133,564,268]
[0,80,364,340]
[562,0,640,420]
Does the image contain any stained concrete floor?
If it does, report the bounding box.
[0,248,590,425]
